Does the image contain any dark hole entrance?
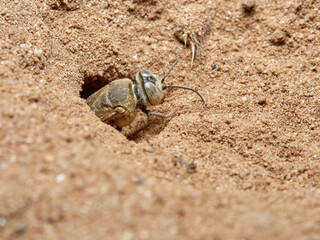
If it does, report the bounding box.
[80,73,111,99]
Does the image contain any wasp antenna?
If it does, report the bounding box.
[161,55,179,83]
[163,85,205,105]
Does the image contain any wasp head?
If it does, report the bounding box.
[136,69,163,106]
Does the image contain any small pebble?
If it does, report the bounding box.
[307,34,315,41]
[255,64,264,73]
[0,217,6,227]
[241,0,256,14]
[257,97,267,105]
[56,173,66,183]
[309,124,316,130]
[244,65,251,73]
[102,2,109,9]
[269,29,286,45]
[186,163,196,174]
[132,176,146,185]
[143,145,153,153]
[16,224,27,235]
[34,48,43,58]
[243,183,252,190]
[211,63,216,70]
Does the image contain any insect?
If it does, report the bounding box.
[86,55,205,131]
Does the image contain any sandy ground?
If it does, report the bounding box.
[1,0,320,239]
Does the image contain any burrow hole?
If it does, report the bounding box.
[80,73,112,99]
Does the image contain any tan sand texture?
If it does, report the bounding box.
[1,0,320,239]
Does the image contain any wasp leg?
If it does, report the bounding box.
[148,111,174,118]
[141,108,174,118]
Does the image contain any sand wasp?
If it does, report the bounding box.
[86,55,205,131]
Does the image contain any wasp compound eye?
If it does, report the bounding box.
[143,76,155,84]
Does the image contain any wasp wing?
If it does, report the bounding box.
[86,85,109,107]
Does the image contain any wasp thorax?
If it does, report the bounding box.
[136,69,163,106]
